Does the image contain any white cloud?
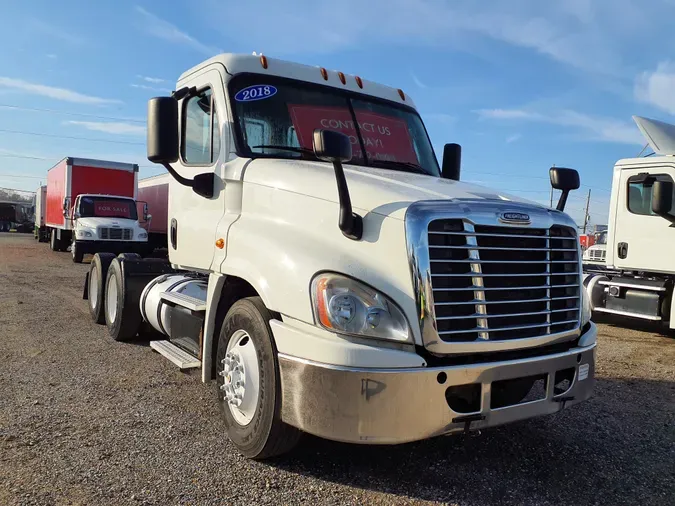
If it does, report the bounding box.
[476,108,643,145]
[135,6,219,55]
[0,77,121,105]
[506,133,522,143]
[66,121,146,136]
[411,72,427,89]
[131,83,172,93]
[137,75,167,84]
[634,61,675,115]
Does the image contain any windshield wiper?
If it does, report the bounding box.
[369,160,428,175]
[250,145,315,156]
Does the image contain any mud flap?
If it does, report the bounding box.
[83,272,89,300]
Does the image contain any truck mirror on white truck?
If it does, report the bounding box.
[147,96,216,199]
[651,180,675,223]
[549,167,580,211]
[312,129,363,240]
[441,143,462,181]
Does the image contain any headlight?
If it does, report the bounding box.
[311,273,411,342]
[76,230,93,238]
[581,286,592,326]
[138,232,148,239]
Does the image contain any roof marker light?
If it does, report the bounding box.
[397,88,406,101]
[338,72,346,85]
[320,67,328,80]
[355,76,363,88]
[260,55,268,69]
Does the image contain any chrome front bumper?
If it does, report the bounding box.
[278,329,596,444]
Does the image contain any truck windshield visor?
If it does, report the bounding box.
[229,74,440,176]
[79,197,137,220]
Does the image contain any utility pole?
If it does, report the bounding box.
[583,189,591,234]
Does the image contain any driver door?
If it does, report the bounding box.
[168,68,228,271]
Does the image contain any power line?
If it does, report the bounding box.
[467,170,612,194]
[0,128,145,146]
[0,173,43,179]
[0,103,146,124]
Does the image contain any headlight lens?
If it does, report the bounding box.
[311,273,411,342]
[581,286,592,326]
[76,230,92,238]
[138,232,148,239]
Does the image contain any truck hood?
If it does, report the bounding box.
[77,217,139,229]
[243,159,540,219]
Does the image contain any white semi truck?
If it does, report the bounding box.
[584,116,675,327]
[83,53,596,459]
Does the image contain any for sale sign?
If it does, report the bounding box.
[288,105,418,164]
[94,200,132,218]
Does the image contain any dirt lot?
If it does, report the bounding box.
[0,232,673,506]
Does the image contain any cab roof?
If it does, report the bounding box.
[177,53,416,109]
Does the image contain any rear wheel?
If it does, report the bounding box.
[104,259,143,341]
[88,253,115,324]
[215,297,301,459]
[49,229,57,251]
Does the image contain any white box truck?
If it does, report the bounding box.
[45,157,151,262]
[83,53,596,459]
[34,184,47,242]
[585,116,675,327]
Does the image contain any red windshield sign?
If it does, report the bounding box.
[94,201,132,218]
[288,105,418,164]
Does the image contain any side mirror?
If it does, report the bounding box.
[193,172,215,199]
[312,129,361,240]
[147,97,179,164]
[441,143,461,181]
[549,167,580,212]
[652,180,673,216]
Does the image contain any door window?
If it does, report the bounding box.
[627,173,675,216]
[182,88,220,165]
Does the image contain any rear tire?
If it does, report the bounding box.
[104,258,143,341]
[88,253,115,324]
[215,297,301,459]
[72,241,84,263]
[50,229,57,251]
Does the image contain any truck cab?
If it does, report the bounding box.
[70,193,150,262]
[582,231,607,265]
[85,53,596,459]
[585,116,675,326]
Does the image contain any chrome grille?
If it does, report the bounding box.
[99,227,132,240]
[428,220,580,343]
[589,249,606,261]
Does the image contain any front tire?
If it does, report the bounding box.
[104,258,142,341]
[215,297,301,459]
[72,241,84,263]
[88,253,115,324]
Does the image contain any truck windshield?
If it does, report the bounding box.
[229,74,440,177]
[597,231,607,245]
[78,196,137,220]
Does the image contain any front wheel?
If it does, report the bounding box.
[215,297,301,459]
[71,241,84,263]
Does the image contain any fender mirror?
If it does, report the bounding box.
[312,129,362,240]
[441,143,461,181]
[549,167,580,212]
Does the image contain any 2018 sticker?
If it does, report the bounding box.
[234,85,277,102]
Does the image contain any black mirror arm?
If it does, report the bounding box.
[556,190,570,212]
[162,162,193,188]
[332,160,362,240]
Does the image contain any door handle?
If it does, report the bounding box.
[170,218,178,250]
[617,242,628,259]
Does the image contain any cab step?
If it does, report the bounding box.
[159,291,207,312]
[150,340,201,369]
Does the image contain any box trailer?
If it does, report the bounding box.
[45,157,149,262]
[138,173,170,251]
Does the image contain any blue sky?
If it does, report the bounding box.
[2,0,675,226]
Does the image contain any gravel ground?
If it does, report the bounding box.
[1,232,673,506]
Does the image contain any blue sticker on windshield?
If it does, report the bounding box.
[234,85,277,102]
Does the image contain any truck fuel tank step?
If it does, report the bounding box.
[159,291,207,312]
[150,340,201,369]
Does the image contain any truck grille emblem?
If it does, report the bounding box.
[500,212,530,224]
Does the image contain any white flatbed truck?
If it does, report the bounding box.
[83,53,596,459]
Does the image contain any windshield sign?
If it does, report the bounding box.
[288,105,418,164]
[230,75,439,176]
[79,197,136,220]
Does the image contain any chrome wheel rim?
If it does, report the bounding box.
[105,274,118,324]
[89,266,98,311]
[220,330,260,426]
